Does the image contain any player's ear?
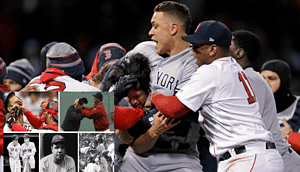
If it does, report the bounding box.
[209,44,217,56]
[171,23,178,35]
[237,48,245,59]
[7,106,12,112]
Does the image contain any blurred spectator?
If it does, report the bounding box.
[39,41,58,75]
[4,58,35,92]
[85,43,126,81]
[22,38,41,77]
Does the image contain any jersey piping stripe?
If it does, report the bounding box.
[249,154,257,172]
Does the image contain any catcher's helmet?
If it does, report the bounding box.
[42,100,59,121]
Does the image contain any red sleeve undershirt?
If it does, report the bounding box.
[24,110,43,129]
[12,124,27,131]
[288,132,300,152]
[152,93,191,119]
[114,106,145,130]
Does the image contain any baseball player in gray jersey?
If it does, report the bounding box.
[230,30,300,171]
[113,1,202,172]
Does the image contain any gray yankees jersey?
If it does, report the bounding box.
[126,41,198,96]
[126,41,199,153]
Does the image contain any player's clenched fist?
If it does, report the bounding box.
[148,111,180,137]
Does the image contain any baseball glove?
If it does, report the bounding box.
[6,111,17,128]
[78,97,88,105]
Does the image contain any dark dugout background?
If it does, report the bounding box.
[1,0,300,94]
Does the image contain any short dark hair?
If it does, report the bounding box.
[4,92,15,112]
[107,53,151,92]
[12,134,18,140]
[154,1,192,34]
[24,134,30,139]
[232,30,262,64]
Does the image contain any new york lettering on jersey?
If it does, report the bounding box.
[156,71,179,92]
[126,41,197,96]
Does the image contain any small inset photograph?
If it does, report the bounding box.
[60,92,114,132]
[3,91,59,132]
[3,133,39,172]
[79,133,114,172]
[40,133,77,172]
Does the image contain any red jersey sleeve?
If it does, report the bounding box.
[152,93,191,118]
[114,106,145,130]
[288,132,300,152]
[24,110,43,129]
[81,103,106,119]
[11,123,27,131]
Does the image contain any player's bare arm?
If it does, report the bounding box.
[131,111,180,154]
[115,129,135,145]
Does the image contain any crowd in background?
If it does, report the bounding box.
[79,133,114,172]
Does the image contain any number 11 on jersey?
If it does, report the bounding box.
[238,71,257,104]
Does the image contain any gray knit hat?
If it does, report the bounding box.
[46,42,85,77]
[6,58,35,87]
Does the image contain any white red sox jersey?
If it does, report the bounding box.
[21,142,36,157]
[176,57,274,156]
[4,115,35,133]
[7,142,21,159]
[27,68,99,92]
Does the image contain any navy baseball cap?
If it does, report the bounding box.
[97,43,126,71]
[93,92,103,100]
[182,20,232,47]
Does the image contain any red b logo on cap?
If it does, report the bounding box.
[104,50,112,60]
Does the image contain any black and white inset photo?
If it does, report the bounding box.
[4,133,39,172]
[79,133,114,172]
[40,133,78,172]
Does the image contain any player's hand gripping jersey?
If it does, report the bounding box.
[124,41,200,153]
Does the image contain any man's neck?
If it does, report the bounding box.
[53,155,63,165]
[236,56,252,68]
[16,116,23,126]
[168,36,190,57]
